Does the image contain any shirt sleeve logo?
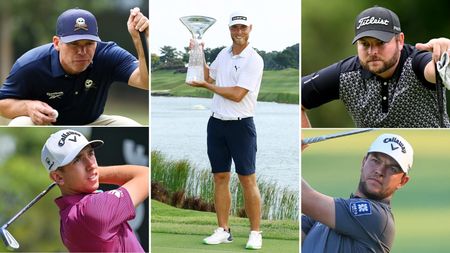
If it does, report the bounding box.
[350,200,372,216]
[107,189,124,199]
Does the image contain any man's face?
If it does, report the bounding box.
[53,37,97,75]
[357,34,404,78]
[53,146,99,195]
[229,24,252,47]
[358,152,409,200]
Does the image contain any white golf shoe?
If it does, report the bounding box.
[245,230,262,250]
[203,227,233,245]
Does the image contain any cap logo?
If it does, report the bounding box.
[356,16,389,30]
[85,79,95,90]
[45,157,54,171]
[232,16,247,21]
[383,137,406,153]
[74,17,88,31]
[58,131,81,146]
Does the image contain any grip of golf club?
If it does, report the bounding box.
[302,136,326,145]
[139,31,149,71]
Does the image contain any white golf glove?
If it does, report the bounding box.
[437,51,450,90]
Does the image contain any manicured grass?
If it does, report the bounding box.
[151,68,299,104]
[302,129,450,253]
[151,200,299,253]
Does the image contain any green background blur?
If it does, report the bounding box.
[302,129,450,252]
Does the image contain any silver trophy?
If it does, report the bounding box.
[180,15,216,84]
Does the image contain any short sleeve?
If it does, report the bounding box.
[412,50,433,87]
[97,42,139,84]
[301,62,342,109]
[0,65,31,99]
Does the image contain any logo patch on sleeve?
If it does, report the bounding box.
[107,189,124,199]
[350,200,372,216]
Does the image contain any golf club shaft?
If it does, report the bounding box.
[139,32,149,72]
[2,183,56,229]
[302,128,374,145]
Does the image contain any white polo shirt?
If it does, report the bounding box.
[209,43,264,118]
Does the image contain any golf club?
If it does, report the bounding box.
[0,182,56,250]
[302,128,374,145]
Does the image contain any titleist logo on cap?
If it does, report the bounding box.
[356,16,389,30]
[232,16,247,21]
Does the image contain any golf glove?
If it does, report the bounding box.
[437,51,450,90]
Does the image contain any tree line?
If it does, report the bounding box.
[151,43,299,71]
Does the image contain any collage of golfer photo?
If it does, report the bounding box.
[2,0,450,252]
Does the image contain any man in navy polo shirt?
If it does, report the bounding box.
[0,7,149,125]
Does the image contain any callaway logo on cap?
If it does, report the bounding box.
[352,6,401,44]
[41,129,103,172]
[367,133,413,173]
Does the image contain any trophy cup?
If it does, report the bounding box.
[180,15,216,84]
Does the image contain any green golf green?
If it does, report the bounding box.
[151,200,299,252]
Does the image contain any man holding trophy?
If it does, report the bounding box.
[182,11,264,250]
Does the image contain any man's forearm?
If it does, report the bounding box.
[202,82,248,102]
[98,165,148,185]
[301,107,311,128]
[0,98,28,118]
[99,165,149,207]
[131,33,149,89]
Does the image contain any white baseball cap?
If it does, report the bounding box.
[229,11,251,27]
[367,133,413,173]
[41,129,103,172]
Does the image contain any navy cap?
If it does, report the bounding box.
[56,8,101,43]
[352,6,401,44]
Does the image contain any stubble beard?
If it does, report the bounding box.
[358,179,395,201]
[360,46,400,75]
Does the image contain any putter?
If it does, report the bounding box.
[0,183,56,250]
[302,128,374,145]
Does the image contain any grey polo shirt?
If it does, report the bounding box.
[302,197,395,253]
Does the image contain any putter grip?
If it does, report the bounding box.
[139,32,149,71]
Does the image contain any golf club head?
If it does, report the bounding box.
[0,227,19,250]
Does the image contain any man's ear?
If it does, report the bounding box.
[49,170,64,185]
[53,36,61,51]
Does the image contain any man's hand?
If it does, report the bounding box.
[127,7,149,39]
[189,38,205,50]
[26,100,57,125]
[416,37,450,63]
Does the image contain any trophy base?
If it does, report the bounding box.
[186,66,204,84]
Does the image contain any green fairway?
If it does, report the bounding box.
[151,200,299,252]
[302,129,450,253]
[151,68,299,104]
